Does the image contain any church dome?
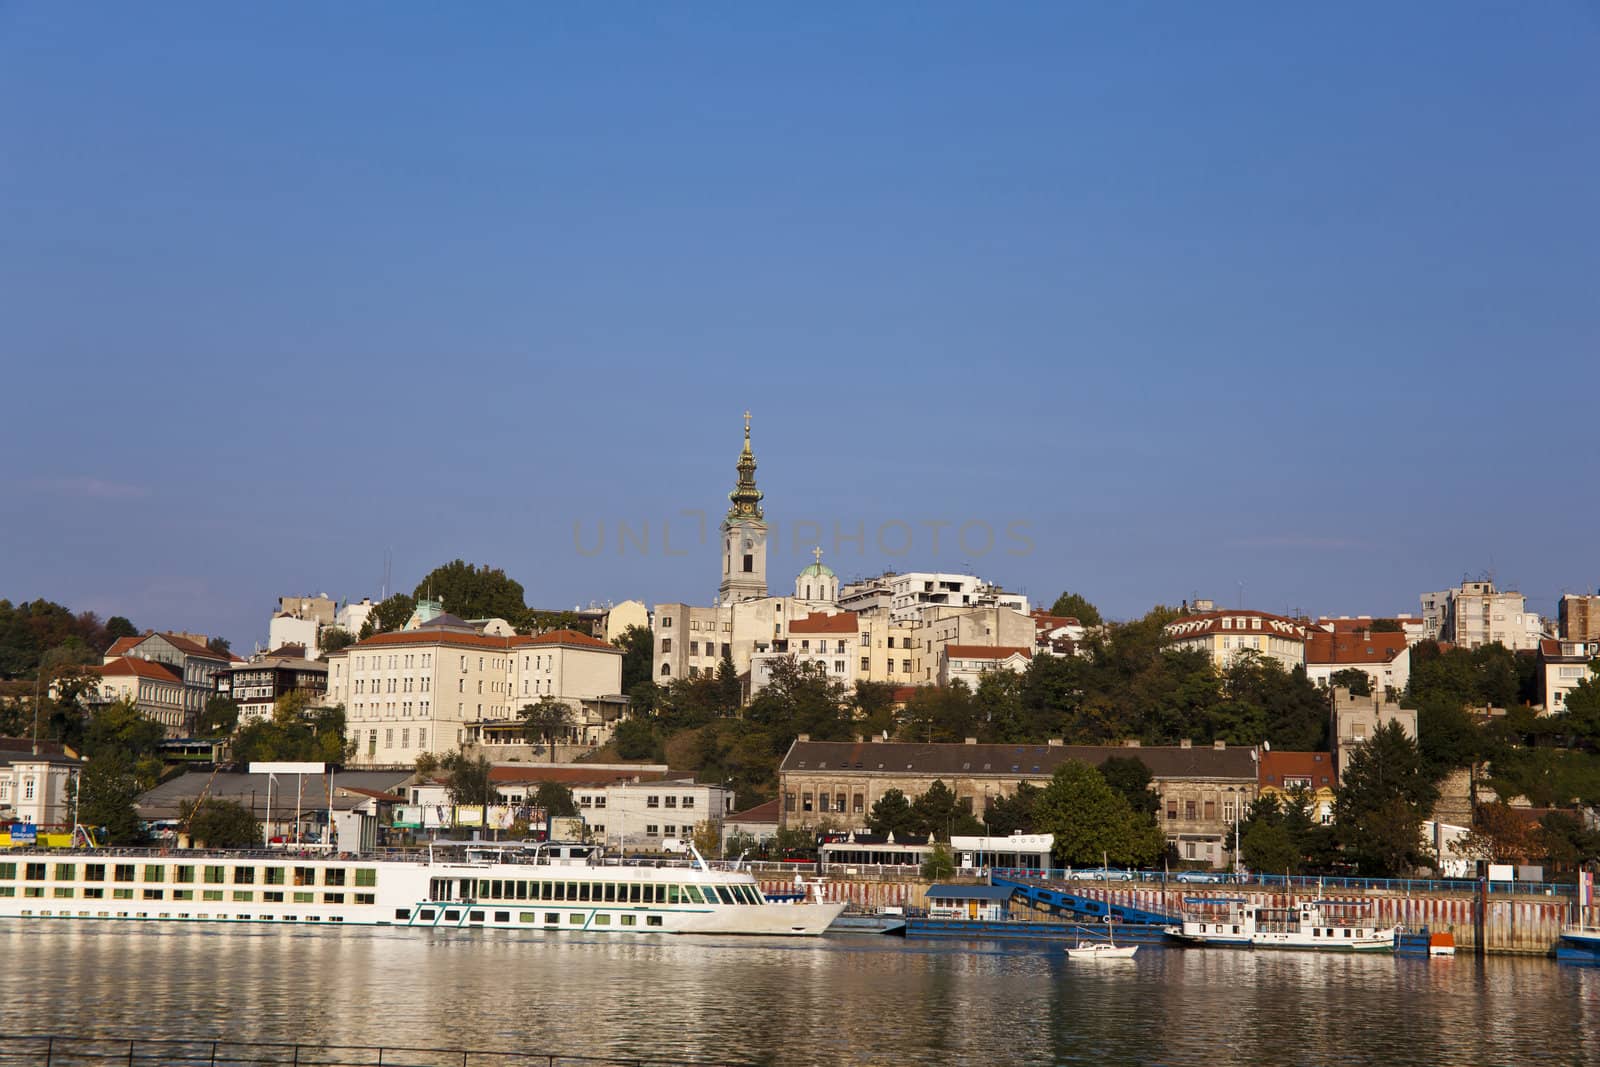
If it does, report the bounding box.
[798,562,836,579]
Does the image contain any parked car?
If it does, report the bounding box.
[1074,867,1135,882]
[1174,869,1225,884]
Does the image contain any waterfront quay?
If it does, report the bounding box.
[763,868,1577,956]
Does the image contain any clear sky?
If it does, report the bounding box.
[2,3,1598,649]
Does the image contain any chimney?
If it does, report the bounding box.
[964,737,978,745]
[1214,740,1227,750]
[1180,739,1192,749]
[796,734,810,743]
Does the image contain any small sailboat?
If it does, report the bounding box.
[1066,917,1139,961]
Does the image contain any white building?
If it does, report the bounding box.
[1304,623,1412,696]
[571,779,735,852]
[889,572,1027,623]
[1420,581,1542,651]
[938,645,1032,689]
[326,618,624,768]
[0,742,80,829]
[336,598,376,638]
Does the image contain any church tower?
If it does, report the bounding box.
[718,412,769,606]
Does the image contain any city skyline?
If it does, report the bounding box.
[2,4,1597,646]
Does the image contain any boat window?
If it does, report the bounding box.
[668,885,681,905]
[621,914,636,926]
[419,909,435,921]
[203,866,224,885]
[629,884,641,903]
[85,865,105,882]
[355,869,377,887]
[293,892,313,904]
[579,883,591,902]
[545,913,559,925]
[234,867,255,885]
[494,911,509,923]
[325,869,346,887]
[264,868,285,885]
[56,864,77,881]
[114,865,136,883]
[594,914,610,925]
[604,884,616,903]
[293,867,315,887]
[683,885,704,904]
[444,910,460,921]
[647,916,663,927]
[715,887,735,905]
[568,913,584,925]
[142,865,163,882]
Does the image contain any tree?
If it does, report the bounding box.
[910,779,983,840]
[1033,760,1164,868]
[1329,668,1373,698]
[440,753,494,806]
[359,594,416,638]
[1048,592,1102,627]
[207,636,232,657]
[82,699,165,761]
[1461,802,1535,865]
[198,696,239,738]
[714,647,742,714]
[412,560,527,623]
[183,798,262,848]
[853,681,898,738]
[613,717,663,761]
[1097,756,1159,819]
[104,616,139,644]
[612,625,655,691]
[1369,619,1404,633]
[901,681,978,744]
[319,627,356,655]
[1241,819,1301,876]
[414,752,439,776]
[1333,721,1437,876]
[747,658,852,746]
[533,781,578,817]
[519,697,574,753]
[233,695,349,765]
[921,842,956,880]
[74,753,144,845]
[866,789,920,839]
[984,783,1040,836]
[1535,811,1600,870]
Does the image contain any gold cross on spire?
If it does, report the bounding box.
[813,545,823,565]
[743,410,752,438]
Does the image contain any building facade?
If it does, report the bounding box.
[1537,638,1598,714]
[719,414,768,606]
[215,654,330,724]
[1559,593,1600,642]
[0,741,80,829]
[1420,581,1542,651]
[1163,610,1308,672]
[97,632,233,734]
[1304,625,1411,696]
[937,645,1031,689]
[1330,686,1419,778]
[777,738,1258,870]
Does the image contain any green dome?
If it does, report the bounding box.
[799,562,836,578]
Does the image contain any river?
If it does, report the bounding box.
[0,924,1597,1065]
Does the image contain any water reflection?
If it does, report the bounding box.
[0,925,1596,1066]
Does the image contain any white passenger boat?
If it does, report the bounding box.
[0,840,846,937]
[1164,897,1396,953]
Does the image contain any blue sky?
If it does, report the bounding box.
[2,3,1598,648]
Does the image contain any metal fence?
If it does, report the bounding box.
[0,1035,755,1067]
[989,866,1576,898]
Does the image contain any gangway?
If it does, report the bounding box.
[990,874,1178,926]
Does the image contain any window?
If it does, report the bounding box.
[1185,800,1197,821]
[661,638,672,653]
[681,796,694,810]
[665,796,677,809]
[853,793,864,813]
[647,796,659,808]
[645,825,658,837]
[784,792,796,812]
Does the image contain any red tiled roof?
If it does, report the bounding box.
[789,612,859,635]
[96,657,183,681]
[105,637,142,657]
[1258,750,1337,789]
[159,633,228,660]
[944,645,1032,661]
[515,628,619,653]
[1305,630,1407,666]
[1165,610,1307,642]
[726,798,780,824]
[1031,613,1081,629]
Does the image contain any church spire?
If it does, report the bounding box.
[728,410,764,520]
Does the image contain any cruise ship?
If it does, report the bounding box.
[0,841,846,936]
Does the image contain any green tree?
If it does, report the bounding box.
[920,842,956,880]
[414,752,440,776]
[984,783,1040,836]
[1048,591,1103,626]
[82,699,165,760]
[183,798,262,848]
[233,695,349,765]
[853,681,898,738]
[612,717,663,761]
[519,697,574,753]
[198,695,239,738]
[747,658,852,746]
[413,560,527,622]
[612,625,656,691]
[319,627,356,655]
[910,779,983,840]
[1535,811,1600,869]
[359,594,416,638]
[1034,760,1163,868]
[973,670,1026,742]
[1333,721,1437,876]
[1241,818,1301,876]
[74,753,145,845]
[866,788,920,839]
[440,753,494,806]
[901,681,978,743]
[1097,756,1159,819]
[207,636,232,657]
[533,781,579,817]
[1329,667,1373,698]
[715,646,743,714]
[104,616,139,644]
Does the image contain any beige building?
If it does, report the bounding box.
[1537,638,1598,714]
[777,738,1258,869]
[1304,624,1411,696]
[603,600,651,644]
[1420,580,1542,651]
[327,618,623,768]
[1163,610,1308,672]
[0,740,81,830]
[89,657,188,736]
[1330,686,1418,778]
[915,606,1037,683]
[99,632,232,734]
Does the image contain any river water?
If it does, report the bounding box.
[0,924,1597,1066]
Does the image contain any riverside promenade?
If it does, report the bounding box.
[759,870,1576,955]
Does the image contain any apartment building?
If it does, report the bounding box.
[1163,610,1308,672]
[1537,638,1598,713]
[1420,581,1542,651]
[1559,593,1600,642]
